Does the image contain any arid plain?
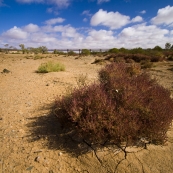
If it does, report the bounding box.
[1,53,173,173]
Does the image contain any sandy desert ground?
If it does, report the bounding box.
[0,53,173,173]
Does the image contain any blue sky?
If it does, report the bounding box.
[0,0,173,49]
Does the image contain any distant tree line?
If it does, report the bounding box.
[0,42,173,56]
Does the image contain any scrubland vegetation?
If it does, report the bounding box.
[1,42,173,148]
[37,61,65,73]
[1,42,173,69]
[54,62,173,147]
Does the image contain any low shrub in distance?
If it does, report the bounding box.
[91,58,106,65]
[54,62,173,146]
[37,61,65,73]
[34,55,45,60]
[68,51,77,56]
[105,53,164,63]
[81,49,90,56]
[140,60,153,69]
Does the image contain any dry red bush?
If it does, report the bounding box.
[54,62,173,146]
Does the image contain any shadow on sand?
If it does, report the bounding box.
[26,104,93,156]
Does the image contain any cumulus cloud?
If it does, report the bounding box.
[140,10,146,14]
[86,29,114,45]
[131,16,143,23]
[90,9,143,29]
[90,9,130,29]
[23,23,39,32]
[87,29,114,41]
[97,0,110,4]
[30,32,57,43]
[2,26,28,39]
[119,23,170,48]
[1,19,172,49]
[16,0,70,8]
[41,24,80,38]
[45,17,65,25]
[82,29,115,49]
[151,5,173,26]
[61,26,79,38]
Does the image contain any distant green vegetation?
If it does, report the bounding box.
[1,42,173,60]
[53,49,66,55]
[37,61,65,73]
[81,49,90,56]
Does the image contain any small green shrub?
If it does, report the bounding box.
[108,48,119,53]
[37,61,65,73]
[91,58,105,65]
[53,49,66,55]
[68,51,77,56]
[34,55,45,60]
[54,62,173,146]
[81,49,90,56]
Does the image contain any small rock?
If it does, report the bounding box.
[26,166,34,171]
[2,69,11,73]
[58,152,63,156]
[35,156,41,162]
[33,150,42,153]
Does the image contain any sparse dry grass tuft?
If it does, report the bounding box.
[37,61,65,73]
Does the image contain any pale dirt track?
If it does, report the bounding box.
[0,54,173,173]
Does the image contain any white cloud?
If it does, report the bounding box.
[87,29,114,41]
[151,5,173,25]
[16,0,70,8]
[90,9,143,29]
[30,32,57,43]
[48,0,70,8]
[1,20,172,49]
[45,17,65,25]
[46,7,59,15]
[83,18,88,22]
[97,0,110,4]
[47,7,53,13]
[23,23,39,32]
[61,26,81,38]
[2,26,28,39]
[82,29,116,49]
[82,10,92,16]
[90,9,130,29]
[140,10,146,14]
[41,24,80,38]
[119,23,170,48]
[16,0,43,3]
[131,16,143,23]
